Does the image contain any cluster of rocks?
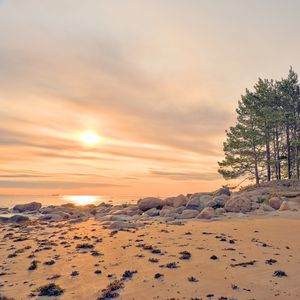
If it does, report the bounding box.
[1,181,300,228]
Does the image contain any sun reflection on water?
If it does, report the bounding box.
[62,195,103,206]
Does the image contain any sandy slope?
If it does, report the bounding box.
[0,212,300,300]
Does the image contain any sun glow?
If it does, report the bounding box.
[63,195,101,206]
[80,131,101,146]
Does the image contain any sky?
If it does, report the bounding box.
[1,0,300,198]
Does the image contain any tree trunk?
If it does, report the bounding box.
[273,132,277,180]
[287,124,292,179]
[265,122,271,181]
[275,127,281,179]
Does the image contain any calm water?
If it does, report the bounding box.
[0,195,138,208]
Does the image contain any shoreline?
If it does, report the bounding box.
[1,181,300,299]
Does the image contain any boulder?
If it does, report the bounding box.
[186,196,201,210]
[111,214,132,221]
[0,207,9,213]
[164,194,188,208]
[269,197,283,210]
[174,206,186,214]
[125,208,143,216]
[199,194,213,203]
[197,207,215,219]
[224,196,252,213]
[159,207,175,217]
[177,209,198,219]
[13,202,42,212]
[207,197,226,209]
[144,208,160,217]
[260,203,275,212]
[215,208,226,215]
[214,187,231,197]
[0,215,30,223]
[138,197,163,211]
[279,200,300,211]
[39,213,68,222]
[164,211,179,219]
[104,221,144,230]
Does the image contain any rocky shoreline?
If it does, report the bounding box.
[1,180,300,230]
[1,180,300,299]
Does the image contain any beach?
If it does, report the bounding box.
[1,211,300,300]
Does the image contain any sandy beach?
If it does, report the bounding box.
[1,211,300,300]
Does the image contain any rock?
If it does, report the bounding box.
[164,211,179,219]
[111,209,128,215]
[104,221,144,230]
[177,209,198,219]
[39,213,69,222]
[224,196,252,213]
[260,203,275,212]
[0,207,9,213]
[138,197,163,211]
[164,194,188,208]
[214,187,231,197]
[279,200,300,211]
[197,207,215,219]
[13,202,42,212]
[207,198,226,209]
[186,196,201,210]
[144,208,160,217]
[110,214,132,221]
[186,194,213,211]
[125,208,143,216]
[159,207,174,217]
[0,215,30,223]
[269,197,283,210]
[215,208,226,215]
[174,206,186,214]
[199,194,213,203]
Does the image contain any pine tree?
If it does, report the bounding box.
[218,67,300,184]
[218,91,264,184]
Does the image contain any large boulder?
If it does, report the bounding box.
[224,196,252,213]
[0,215,30,223]
[164,194,188,208]
[214,187,231,197]
[269,197,283,210]
[144,208,160,217]
[186,194,212,211]
[13,202,42,213]
[138,197,163,211]
[177,209,198,219]
[197,207,216,219]
[186,196,201,210]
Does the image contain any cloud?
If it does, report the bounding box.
[150,170,222,181]
[0,180,123,189]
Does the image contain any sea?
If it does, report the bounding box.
[0,194,139,209]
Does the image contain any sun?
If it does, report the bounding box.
[80,131,101,146]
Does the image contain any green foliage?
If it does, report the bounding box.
[219,67,300,183]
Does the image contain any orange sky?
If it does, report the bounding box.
[1,1,300,197]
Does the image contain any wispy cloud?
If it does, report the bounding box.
[1,1,300,196]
